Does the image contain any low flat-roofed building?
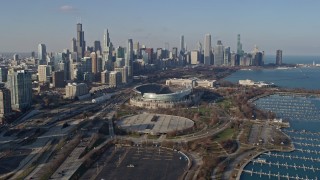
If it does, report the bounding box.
[239,79,275,87]
[166,78,215,88]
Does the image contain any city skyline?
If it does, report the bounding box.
[1,0,320,55]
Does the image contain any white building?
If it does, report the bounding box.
[190,50,199,65]
[109,71,122,87]
[239,79,274,87]
[166,78,215,88]
[38,65,51,83]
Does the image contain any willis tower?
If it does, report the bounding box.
[76,23,86,59]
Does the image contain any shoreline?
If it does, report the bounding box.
[235,146,294,180]
[235,91,317,180]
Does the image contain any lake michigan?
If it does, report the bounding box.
[224,55,320,180]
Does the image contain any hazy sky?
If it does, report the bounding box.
[1,0,320,55]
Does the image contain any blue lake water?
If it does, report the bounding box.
[240,94,320,180]
[264,55,320,65]
[225,67,320,90]
[226,56,320,179]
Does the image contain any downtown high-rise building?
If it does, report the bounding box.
[133,42,140,58]
[191,50,199,65]
[172,47,178,59]
[71,38,77,53]
[6,69,32,111]
[38,43,46,62]
[76,23,86,59]
[116,46,125,59]
[13,54,19,61]
[276,50,283,65]
[126,39,133,77]
[38,65,51,83]
[224,47,231,66]
[0,83,11,119]
[214,40,224,66]
[0,67,8,82]
[156,48,163,59]
[52,71,65,88]
[204,34,212,65]
[197,41,202,54]
[103,29,113,71]
[180,35,185,54]
[237,34,244,57]
[91,52,98,74]
[252,46,264,66]
[103,29,111,49]
[94,41,101,53]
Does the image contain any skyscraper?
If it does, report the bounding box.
[103,29,113,69]
[91,52,98,74]
[214,40,224,66]
[103,29,110,49]
[237,34,244,57]
[94,41,101,53]
[71,38,77,53]
[191,50,199,65]
[204,34,212,65]
[156,48,163,59]
[38,65,51,83]
[0,67,8,82]
[52,71,65,88]
[180,35,185,54]
[0,83,11,120]
[38,44,46,62]
[172,47,178,59]
[276,50,283,65]
[133,42,140,58]
[6,69,32,111]
[126,39,133,77]
[197,41,202,54]
[145,48,154,64]
[31,51,35,58]
[13,54,19,61]
[252,46,263,66]
[224,47,231,66]
[76,23,86,59]
[116,46,125,59]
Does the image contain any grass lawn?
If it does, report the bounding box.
[214,128,235,142]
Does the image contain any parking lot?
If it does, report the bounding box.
[95,146,188,180]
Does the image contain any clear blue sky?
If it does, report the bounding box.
[1,0,320,55]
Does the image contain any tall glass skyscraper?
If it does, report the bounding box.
[103,29,110,49]
[6,69,32,111]
[204,34,212,65]
[38,43,46,62]
[76,23,86,59]
[180,35,185,54]
[214,40,224,66]
[276,50,282,65]
[126,39,133,77]
[224,47,231,66]
[237,34,244,57]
